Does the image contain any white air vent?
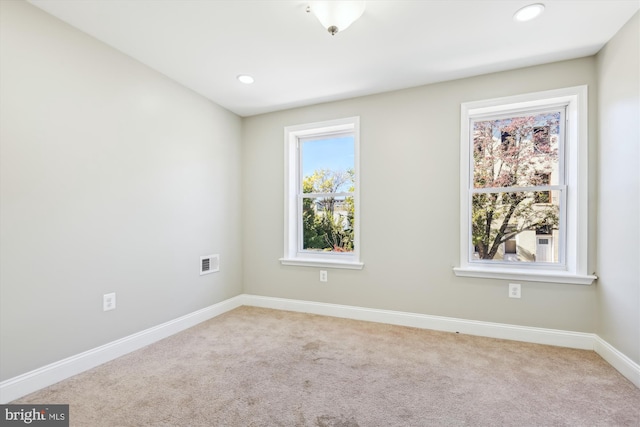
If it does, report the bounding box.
[200,254,219,275]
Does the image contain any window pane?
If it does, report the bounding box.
[473,112,561,188]
[471,191,560,263]
[302,195,354,252]
[302,136,354,193]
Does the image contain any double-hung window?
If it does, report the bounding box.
[281,117,362,269]
[455,86,595,284]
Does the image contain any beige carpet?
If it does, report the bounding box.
[13,306,640,426]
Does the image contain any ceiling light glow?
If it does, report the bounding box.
[514,3,545,22]
[308,1,366,36]
[237,75,254,84]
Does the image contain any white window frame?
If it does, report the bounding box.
[454,86,596,285]
[280,117,363,270]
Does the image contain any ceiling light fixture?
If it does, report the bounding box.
[513,3,545,22]
[237,74,254,84]
[307,1,366,36]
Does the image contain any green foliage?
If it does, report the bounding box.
[302,169,354,252]
[472,192,558,260]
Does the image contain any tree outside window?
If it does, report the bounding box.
[456,87,594,284]
[301,168,355,252]
[282,117,362,269]
[471,111,562,262]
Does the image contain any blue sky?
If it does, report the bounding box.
[302,136,354,179]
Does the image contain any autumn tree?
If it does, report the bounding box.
[471,113,560,260]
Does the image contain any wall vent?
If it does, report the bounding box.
[200,254,219,275]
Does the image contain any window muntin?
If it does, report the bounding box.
[282,117,362,269]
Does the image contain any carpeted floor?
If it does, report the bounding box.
[13,306,640,426]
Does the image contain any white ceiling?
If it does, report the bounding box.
[28,0,639,117]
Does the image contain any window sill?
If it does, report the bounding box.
[453,267,596,285]
[280,258,364,270]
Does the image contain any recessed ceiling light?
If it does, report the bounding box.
[514,3,545,22]
[237,74,254,84]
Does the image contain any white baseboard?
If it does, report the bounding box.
[2,293,638,403]
[593,336,640,388]
[242,295,595,349]
[243,295,639,389]
[0,295,245,404]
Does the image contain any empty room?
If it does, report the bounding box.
[1,0,639,425]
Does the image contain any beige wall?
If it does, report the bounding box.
[3,0,638,384]
[0,1,243,380]
[243,58,599,333]
[596,12,640,365]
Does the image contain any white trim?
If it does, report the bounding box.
[0,295,245,403]
[2,294,637,403]
[243,295,594,349]
[458,86,592,283]
[283,116,362,267]
[593,336,640,389]
[453,267,596,285]
[279,257,364,270]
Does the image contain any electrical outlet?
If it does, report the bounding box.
[319,270,328,282]
[103,293,116,311]
[508,283,521,299]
